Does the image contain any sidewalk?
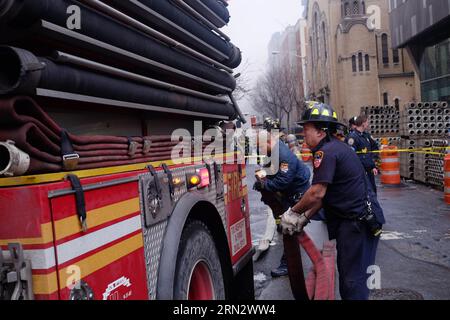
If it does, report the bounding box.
[249,166,450,300]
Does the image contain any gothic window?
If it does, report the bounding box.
[382,33,389,64]
[393,48,400,63]
[352,55,357,72]
[314,12,319,59]
[353,1,359,14]
[365,54,370,71]
[395,98,400,108]
[345,2,350,16]
[358,52,363,71]
[383,92,389,105]
[322,22,327,60]
[362,1,366,14]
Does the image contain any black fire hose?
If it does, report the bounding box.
[0,0,236,91]
[103,0,241,68]
[183,0,230,28]
[0,46,237,119]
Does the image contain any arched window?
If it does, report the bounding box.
[353,1,359,14]
[358,52,363,71]
[362,1,366,14]
[383,92,389,106]
[345,2,350,16]
[393,48,400,63]
[352,55,357,72]
[382,33,389,64]
[314,12,319,59]
[322,22,327,60]
[394,98,400,108]
[365,54,370,71]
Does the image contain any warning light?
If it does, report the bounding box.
[172,177,183,186]
[190,175,200,185]
[187,173,201,189]
[197,168,210,188]
[186,168,210,190]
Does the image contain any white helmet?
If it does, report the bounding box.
[286,134,297,144]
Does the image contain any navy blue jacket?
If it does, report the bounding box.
[264,140,311,199]
[345,130,379,171]
[311,137,385,227]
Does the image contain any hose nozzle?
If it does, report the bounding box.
[0,140,30,177]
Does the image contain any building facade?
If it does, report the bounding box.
[303,0,421,122]
[389,0,450,103]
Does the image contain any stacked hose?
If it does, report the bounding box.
[0,0,242,104]
[0,0,243,176]
[0,97,228,175]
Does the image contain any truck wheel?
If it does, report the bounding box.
[174,220,225,300]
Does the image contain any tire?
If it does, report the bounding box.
[174,220,225,300]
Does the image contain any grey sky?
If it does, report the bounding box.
[222,0,304,114]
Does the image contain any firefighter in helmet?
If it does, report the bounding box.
[280,102,385,300]
[286,134,300,153]
[253,117,311,277]
[345,114,380,193]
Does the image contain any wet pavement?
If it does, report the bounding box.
[246,164,450,300]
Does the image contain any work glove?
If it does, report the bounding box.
[280,209,310,236]
[253,180,265,191]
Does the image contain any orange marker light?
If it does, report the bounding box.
[189,175,200,186]
[172,177,183,186]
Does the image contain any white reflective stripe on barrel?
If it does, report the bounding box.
[383,171,400,175]
[381,158,399,163]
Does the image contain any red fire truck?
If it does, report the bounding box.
[0,147,254,300]
[0,0,254,300]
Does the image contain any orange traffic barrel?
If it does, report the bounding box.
[380,146,401,185]
[301,143,312,162]
[445,154,450,205]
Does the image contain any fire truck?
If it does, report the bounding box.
[0,0,254,300]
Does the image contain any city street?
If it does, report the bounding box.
[247,164,450,300]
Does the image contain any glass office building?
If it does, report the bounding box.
[389,0,450,103]
[420,38,450,103]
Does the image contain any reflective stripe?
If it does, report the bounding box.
[445,187,450,194]
[56,215,141,265]
[2,247,56,270]
[445,172,450,178]
[382,171,400,175]
[381,158,399,163]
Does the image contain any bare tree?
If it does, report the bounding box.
[233,59,252,102]
[252,64,305,131]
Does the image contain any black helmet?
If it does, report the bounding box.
[297,101,344,127]
[349,116,357,127]
[263,117,282,131]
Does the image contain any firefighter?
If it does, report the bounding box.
[286,134,301,158]
[345,114,379,193]
[253,118,311,277]
[348,116,357,134]
[280,102,385,300]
